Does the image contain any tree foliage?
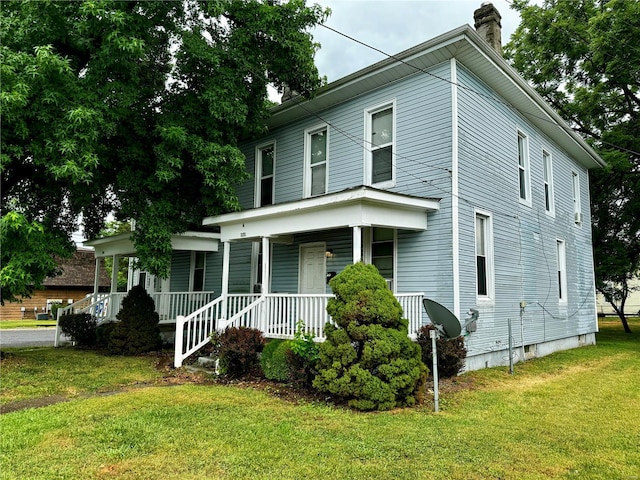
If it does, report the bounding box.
[1,0,329,299]
[505,0,640,332]
[313,263,427,411]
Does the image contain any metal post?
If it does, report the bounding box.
[430,329,439,412]
[508,318,514,375]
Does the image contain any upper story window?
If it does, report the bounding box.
[556,239,567,303]
[304,125,328,197]
[543,150,555,215]
[572,171,582,224]
[366,102,395,187]
[256,143,275,207]
[517,131,531,205]
[191,252,206,292]
[475,211,494,302]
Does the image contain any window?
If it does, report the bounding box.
[371,228,395,290]
[475,212,494,300]
[543,150,555,215]
[556,239,567,303]
[572,171,582,224]
[191,252,206,292]
[517,131,531,204]
[256,143,275,207]
[304,125,328,197]
[366,102,395,186]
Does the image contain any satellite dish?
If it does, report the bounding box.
[422,299,462,339]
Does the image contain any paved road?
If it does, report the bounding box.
[0,328,69,348]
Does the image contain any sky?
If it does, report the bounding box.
[308,0,522,85]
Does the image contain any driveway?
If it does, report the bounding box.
[0,328,69,348]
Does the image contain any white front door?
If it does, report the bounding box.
[299,244,327,294]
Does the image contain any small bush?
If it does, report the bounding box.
[261,339,292,382]
[107,285,162,355]
[95,321,117,349]
[416,324,467,378]
[58,313,97,347]
[211,327,264,378]
[287,320,319,386]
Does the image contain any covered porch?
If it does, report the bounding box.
[174,187,440,366]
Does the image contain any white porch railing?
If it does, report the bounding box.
[173,292,424,368]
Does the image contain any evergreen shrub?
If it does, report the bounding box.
[58,313,97,347]
[211,326,264,378]
[261,339,292,382]
[313,263,427,410]
[416,324,467,378]
[107,285,162,355]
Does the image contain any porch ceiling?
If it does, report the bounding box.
[203,186,440,242]
[85,231,220,257]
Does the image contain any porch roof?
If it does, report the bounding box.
[202,186,440,242]
[85,231,220,257]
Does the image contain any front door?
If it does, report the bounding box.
[299,244,327,294]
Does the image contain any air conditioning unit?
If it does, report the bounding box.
[575,212,583,224]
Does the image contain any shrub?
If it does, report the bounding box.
[95,321,117,349]
[211,327,264,378]
[287,319,319,386]
[107,285,162,355]
[261,339,292,382]
[416,324,467,378]
[313,263,427,411]
[58,313,97,347]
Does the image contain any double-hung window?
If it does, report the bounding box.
[543,150,555,215]
[371,228,395,291]
[517,131,531,205]
[366,102,395,186]
[475,211,494,301]
[572,171,582,224]
[556,239,567,303]
[304,125,328,197]
[191,252,206,292]
[256,143,275,207]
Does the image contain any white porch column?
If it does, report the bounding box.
[352,226,362,264]
[93,257,101,303]
[221,241,230,319]
[110,255,120,293]
[261,236,270,294]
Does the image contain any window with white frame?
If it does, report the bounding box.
[256,143,275,207]
[517,131,531,204]
[191,252,206,292]
[475,212,494,300]
[304,125,328,197]
[543,150,555,215]
[371,228,395,290]
[572,171,582,224]
[366,103,394,186]
[556,239,567,303]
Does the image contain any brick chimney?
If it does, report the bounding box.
[474,2,502,54]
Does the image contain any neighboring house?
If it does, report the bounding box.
[68,4,605,371]
[0,248,109,321]
[596,277,640,317]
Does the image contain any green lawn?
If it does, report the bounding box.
[1,319,638,479]
[0,319,57,329]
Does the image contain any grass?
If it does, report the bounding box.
[0,319,638,479]
[0,320,57,329]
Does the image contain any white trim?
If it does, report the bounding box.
[517,129,532,207]
[303,123,329,198]
[474,209,495,304]
[261,237,271,294]
[572,171,582,226]
[451,58,460,318]
[364,99,396,188]
[543,148,555,217]
[189,251,207,292]
[255,141,276,208]
[353,226,363,263]
[85,231,219,258]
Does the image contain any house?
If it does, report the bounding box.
[0,248,110,321]
[596,277,640,317]
[63,3,605,371]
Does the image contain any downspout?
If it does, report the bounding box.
[451,57,461,318]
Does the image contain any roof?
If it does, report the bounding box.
[43,249,110,288]
[268,25,605,170]
[84,231,221,258]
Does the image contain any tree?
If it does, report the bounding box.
[505,0,640,332]
[1,0,328,300]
